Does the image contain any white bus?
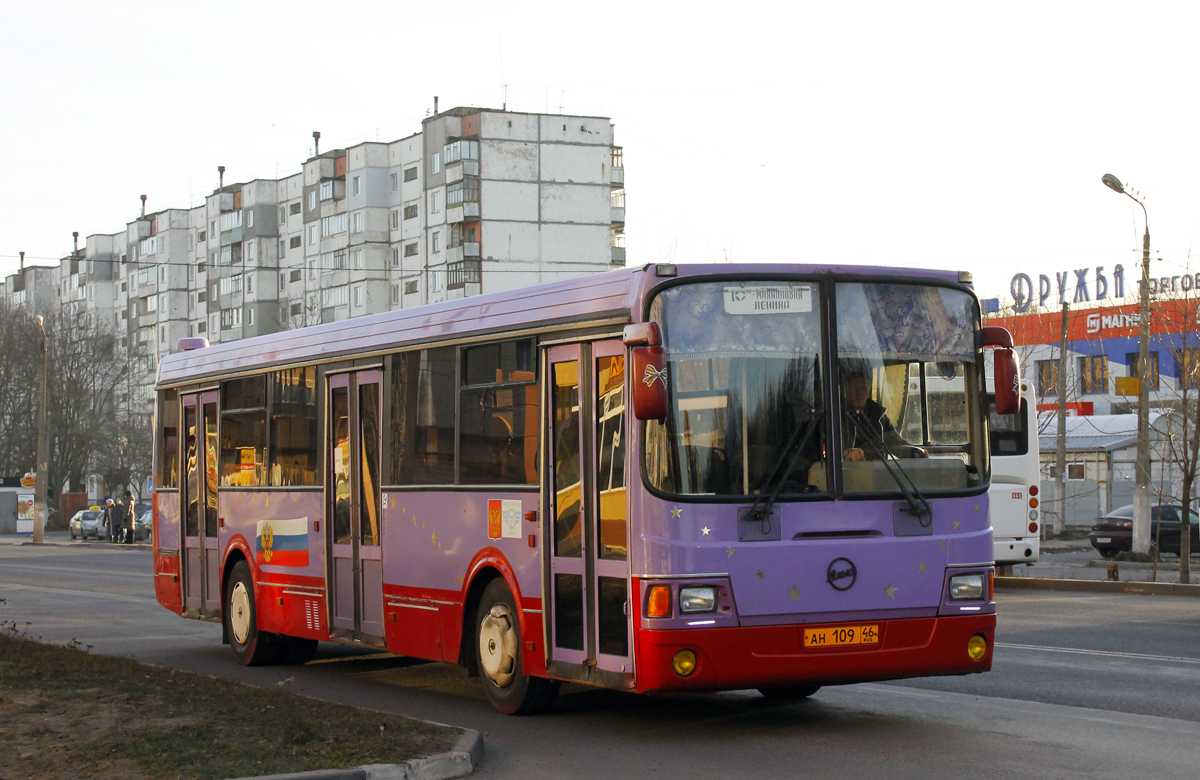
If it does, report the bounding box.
[987,378,1040,564]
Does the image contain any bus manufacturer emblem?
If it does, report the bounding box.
[826,557,857,591]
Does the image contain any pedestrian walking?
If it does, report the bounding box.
[103,498,115,542]
[110,498,129,544]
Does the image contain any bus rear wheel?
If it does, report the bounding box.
[475,578,558,715]
[758,685,821,700]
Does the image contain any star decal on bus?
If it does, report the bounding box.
[726,547,735,557]
[918,563,927,572]
[755,569,764,579]
[670,506,681,518]
[787,586,801,601]
[884,583,897,599]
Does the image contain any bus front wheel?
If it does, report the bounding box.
[758,685,821,700]
[225,560,277,666]
[475,578,559,715]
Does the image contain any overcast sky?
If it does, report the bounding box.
[3,1,1197,303]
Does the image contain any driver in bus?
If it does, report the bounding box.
[841,368,927,462]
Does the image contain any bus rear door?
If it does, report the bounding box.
[546,341,632,686]
[180,390,220,619]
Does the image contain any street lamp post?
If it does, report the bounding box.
[34,315,49,545]
[1102,173,1152,555]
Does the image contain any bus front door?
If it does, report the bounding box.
[326,370,385,644]
[180,390,219,619]
[546,341,632,685]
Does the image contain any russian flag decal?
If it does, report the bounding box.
[256,517,310,567]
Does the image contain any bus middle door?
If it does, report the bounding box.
[326,370,385,644]
[546,341,632,686]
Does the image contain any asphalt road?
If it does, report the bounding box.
[3,537,1200,779]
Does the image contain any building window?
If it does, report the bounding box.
[319,180,334,201]
[390,173,399,192]
[404,203,418,220]
[198,230,207,242]
[321,213,347,236]
[391,285,400,303]
[404,242,419,257]
[289,269,301,283]
[1037,360,1061,396]
[1128,351,1160,390]
[432,231,440,253]
[404,166,418,182]
[280,273,286,292]
[321,250,348,271]
[353,212,362,233]
[290,202,302,215]
[430,191,442,214]
[391,248,399,267]
[309,191,317,210]
[431,152,440,174]
[246,209,254,228]
[1066,463,1086,481]
[308,225,318,245]
[248,308,255,326]
[246,275,254,294]
[290,235,302,249]
[352,249,362,269]
[405,279,418,295]
[279,206,287,223]
[1177,348,1200,390]
[447,179,478,207]
[1079,355,1108,394]
[391,210,399,230]
[352,176,361,196]
[353,286,362,307]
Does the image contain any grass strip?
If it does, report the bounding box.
[0,626,459,780]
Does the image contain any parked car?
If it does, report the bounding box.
[69,508,107,541]
[1089,503,1200,558]
[132,509,152,542]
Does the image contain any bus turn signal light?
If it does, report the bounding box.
[967,635,988,661]
[672,649,697,676]
[647,585,673,618]
[1029,497,1038,508]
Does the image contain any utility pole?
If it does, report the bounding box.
[34,315,49,545]
[1055,302,1069,534]
[1102,173,1152,555]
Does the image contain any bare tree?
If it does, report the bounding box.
[45,309,129,496]
[0,302,40,477]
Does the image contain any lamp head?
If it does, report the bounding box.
[1102,173,1125,194]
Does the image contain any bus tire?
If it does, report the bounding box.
[475,578,559,715]
[279,637,319,665]
[225,560,280,666]
[758,685,821,700]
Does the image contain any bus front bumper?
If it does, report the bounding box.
[634,614,995,694]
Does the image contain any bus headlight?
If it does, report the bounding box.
[949,573,985,600]
[679,586,717,614]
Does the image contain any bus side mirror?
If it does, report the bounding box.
[631,346,668,420]
[993,347,1020,415]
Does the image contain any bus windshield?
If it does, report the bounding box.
[644,279,986,497]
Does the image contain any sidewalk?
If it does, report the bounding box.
[0,529,150,549]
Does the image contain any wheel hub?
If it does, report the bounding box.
[229,580,251,644]
[479,604,518,688]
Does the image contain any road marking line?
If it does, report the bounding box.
[997,642,1200,665]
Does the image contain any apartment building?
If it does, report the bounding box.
[23,106,623,403]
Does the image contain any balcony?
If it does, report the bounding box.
[610,167,624,186]
[447,259,482,289]
[611,246,626,266]
[611,207,625,225]
[447,202,480,224]
[447,243,481,263]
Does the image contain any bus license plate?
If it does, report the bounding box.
[1095,537,1111,543]
[804,624,880,648]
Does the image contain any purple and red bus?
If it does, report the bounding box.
[151,264,1019,714]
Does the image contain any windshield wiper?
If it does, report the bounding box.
[745,407,822,529]
[846,413,932,523]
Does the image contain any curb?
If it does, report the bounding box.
[996,576,1200,597]
[226,728,483,780]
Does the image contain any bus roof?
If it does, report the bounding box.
[156,263,967,388]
